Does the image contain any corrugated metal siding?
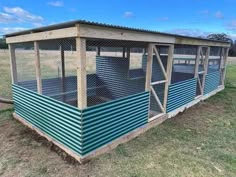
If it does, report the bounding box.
[167,78,197,112]
[81,91,149,155]
[13,84,83,155]
[96,56,146,99]
[204,71,220,95]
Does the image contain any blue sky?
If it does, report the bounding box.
[0,0,236,40]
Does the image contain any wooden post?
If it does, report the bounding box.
[163,44,174,111]
[96,46,101,56]
[8,44,17,84]
[76,37,87,109]
[127,47,130,59]
[122,47,126,58]
[145,44,153,91]
[60,43,66,101]
[34,41,42,94]
[201,47,210,94]
[222,47,229,85]
[194,46,201,78]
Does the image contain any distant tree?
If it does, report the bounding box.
[207,33,236,56]
[0,38,8,49]
[207,33,232,43]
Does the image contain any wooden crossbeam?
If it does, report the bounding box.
[150,86,165,113]
[153,46,167,79]
[150,80,167,86]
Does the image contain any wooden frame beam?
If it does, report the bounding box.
[6,27,78,44]
[76,37,87,109]
[145,44,154,91]
[201,47,210,94]
[153,46,167,79]
[163,44,174,111]
[34,41,42,94]
[221,47,229,85]
[8,44,17,84]
[60,43,66,101]
[194,46,201,78]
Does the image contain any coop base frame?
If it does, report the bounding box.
[12,85,224,164]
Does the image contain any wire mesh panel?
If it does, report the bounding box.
[86,40,147,107]
[39,38,77,106]
[172,45,197,84]
[208,47,221,74]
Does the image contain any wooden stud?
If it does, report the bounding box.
[96,46,101,56]
[201,47,210,94]
[222,48,229,85]
[145,43,154,91]
[150,86,165,112]
[8,44,17,83]
[60,43,66,101]
[127,47,130,59]
[34,41,42,94]
[163,44,174,111]
[122,47,126,58]
[76,37,87,109]
[194,46,201,78]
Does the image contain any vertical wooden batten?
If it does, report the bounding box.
[222,47,229,84]
[34,41,42,94]
[8,44,17,84]
[60,43,66,101]
[194,46,201,78]
[201,47,210,94]
[145,43,154,91]
[76,37,87,109]
[163,44,174,111]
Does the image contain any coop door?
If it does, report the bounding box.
[149,45,172,121]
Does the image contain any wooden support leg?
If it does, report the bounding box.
[76,38,87,109]
[34,41,42,94]
[8,44,17,84]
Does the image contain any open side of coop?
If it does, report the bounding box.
[5,20,230,163]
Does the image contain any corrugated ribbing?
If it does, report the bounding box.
[12,84,83,155]
[81,92,149,155]
[204,71,220,95]
[167,78,197,112]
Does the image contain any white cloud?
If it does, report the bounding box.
[166,28,211,38]
[0,7,43,24]
[158,17,169,21]
[215,11,224,19]
[48,1,64,7]
[123,11,134,18]
[0,12,17,23]
[0,27,27,35]
[226,20,236,31]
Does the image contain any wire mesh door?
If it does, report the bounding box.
[195,46,210,97]
[149,44,173,121]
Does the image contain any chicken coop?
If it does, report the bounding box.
[5,20,230,163]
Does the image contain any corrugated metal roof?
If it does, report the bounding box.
[4,19,229,44]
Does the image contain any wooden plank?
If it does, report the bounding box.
[34,41,42,94]
[6,27,78,44]
[175,37,230,47]
[194,46,201,78]
[76,37,87,109]
[145,44,153,91]
[222,48,229,84]
[163,44,174,111]
[150,86,165,113]
[201,47,210,94]
[8,44,17,83]
[78,24,175,44]
[150,80,167,85]
[122,47,126,58]
[60,43,66,101]
[96,46,101,56]
[153,46,167,79]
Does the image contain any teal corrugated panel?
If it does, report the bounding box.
[13,84,83,155]
[204,71,220,95]
[167,78,197,112]
[81,91,149,155]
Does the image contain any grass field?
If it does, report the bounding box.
[0,50,236,176]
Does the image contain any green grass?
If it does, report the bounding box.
[0,51,236,176]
